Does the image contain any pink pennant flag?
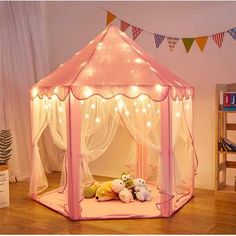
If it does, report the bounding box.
[212,32,225,48]
[167,37,179,51]
[120,20,130,32]
[132,26,143,40]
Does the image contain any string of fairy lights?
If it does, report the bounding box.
[32,92,191,128]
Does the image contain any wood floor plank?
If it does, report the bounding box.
[1,177,236,234]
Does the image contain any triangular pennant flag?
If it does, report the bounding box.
[196,36,208,52]
[120,20,130,32]
[132,26,143,40]
[182,38,195,53]
[167,37,179,51]
[154,34,165,48]
[106,11,116,25]
[228,27,236,40]
[212,32,225,48]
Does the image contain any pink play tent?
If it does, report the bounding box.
[29,25,196,220]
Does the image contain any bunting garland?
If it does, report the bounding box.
[154,34,165,48]
[106,11,116,25]
[120,20,130,32]
[132,26,143,40]
[196,37,208,52]
[212,32,225,48]
[182,38,195,53]
[228,27,236,40]
[167,37,179,52]
[104,9,235,53]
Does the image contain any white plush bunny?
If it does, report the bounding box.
[133,178,151,202]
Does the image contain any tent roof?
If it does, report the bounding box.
[32,25,193,101]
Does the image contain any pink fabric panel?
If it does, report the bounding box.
[160,96,172,217]
[31,25,194,102]
[66,93,82,220]
[35,29,107,88]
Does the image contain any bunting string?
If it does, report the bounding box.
[104,8,236,53]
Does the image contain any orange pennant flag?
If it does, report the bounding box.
[196,36,208,52]
[106,11,116,25]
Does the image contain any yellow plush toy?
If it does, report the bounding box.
[95,179,125,201]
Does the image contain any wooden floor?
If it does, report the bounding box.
[1,179,236,234]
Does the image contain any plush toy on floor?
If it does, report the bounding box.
[121,172,134,189]
[95,179,125,201]
[133,178,151,202]
[119,187,134,203]
[84,182,100,198]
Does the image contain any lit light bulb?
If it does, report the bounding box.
[52,95,57,101]
[142,107,147,113]
[84,87,93,97]
[32,87,38,97]
[139,95,146,102]
[115,95,121,101]
[44,105,49,110]
[133,101,137,106]
[84,66,94,77]
[134,58,143,64]
[58,106,63,112]
[85,114,89,119]
[125,110,130,117]
[53,86,59,94]
[58,118,62,124]
[80,100,84,105]
[114,107,118,112]
[91,104,96,110]
[155,84,163,93]
[176,112,180,118]
[95,117,101,124]
[185,104,190,109]
[97,42,104,50]
[157,109,160,114]
[118,100,125,110]
[120,42,129,51]
[131,86,139,96]
[146,121,152,128]
[135,108,139,113]
[147,103,151,108]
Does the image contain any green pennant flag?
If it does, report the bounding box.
[182,38,195,53]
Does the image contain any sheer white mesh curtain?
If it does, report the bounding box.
[0,2,57,181]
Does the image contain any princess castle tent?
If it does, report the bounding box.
[29,25,196,220]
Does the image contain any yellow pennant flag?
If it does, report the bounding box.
[196,36,208,52]
[106,11,116,25]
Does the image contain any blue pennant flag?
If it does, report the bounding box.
[228,27,236,40]
[154,34,165,48]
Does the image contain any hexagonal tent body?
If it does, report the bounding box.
[29,25,195,220]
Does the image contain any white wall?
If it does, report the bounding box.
[44,1,236,189]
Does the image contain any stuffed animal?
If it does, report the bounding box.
[111,179,125,193]
[119,188,134,203]
[133,178,151,202]
[95,179,125,201]
[83,182,100,198]
[121,172,134,189]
